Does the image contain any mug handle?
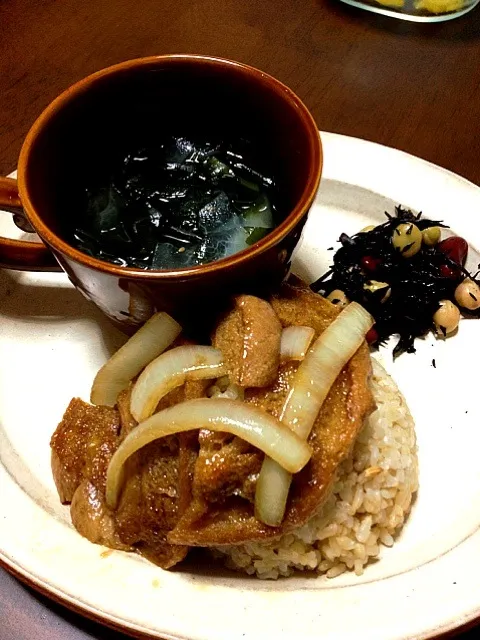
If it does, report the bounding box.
[0,176,61,271]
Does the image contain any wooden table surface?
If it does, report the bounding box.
[1,0,480,638]
[2,0,480,183]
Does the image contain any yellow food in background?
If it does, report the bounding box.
[373,0,469,11]
[375,0,405,6]
[414,0,465,11]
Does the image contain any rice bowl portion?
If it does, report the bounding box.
[212,359,418,579]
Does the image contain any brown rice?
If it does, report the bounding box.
[212,358,418,579]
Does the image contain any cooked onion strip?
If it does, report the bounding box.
[281,303,374,440]
[254,456,292,527]
[130,346,226,422]
[255,302,374,526]
[90,312,182,407]
[280,326,315,362]
[106,398,312,508]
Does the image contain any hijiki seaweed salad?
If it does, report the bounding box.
[311,206,480,357]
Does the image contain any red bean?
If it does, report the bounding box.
[361,256,381,273]
[437,236,468,266]
[366,327,379,344]
[440,264,460,279]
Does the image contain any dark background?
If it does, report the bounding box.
[1,0,480,182]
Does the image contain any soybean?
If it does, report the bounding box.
[454,278,480,310]
[326,289,349,308]
[433,300,460,336]
[422,226,441,246]
[392,223,422,258]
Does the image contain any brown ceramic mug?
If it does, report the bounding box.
[0,55,322,332]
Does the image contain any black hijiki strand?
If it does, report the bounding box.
[311,206,478,358]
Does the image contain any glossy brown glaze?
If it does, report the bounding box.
[0,236,60,271]
[169,283,374,546]
[0,177,22,215]
[0,55,322,329]
[0,177,57,268]
[212,294,283,387]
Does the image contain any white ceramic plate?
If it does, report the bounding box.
[2,132,480,640]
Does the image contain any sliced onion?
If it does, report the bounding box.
[280,326,315,362]
[255,302,373,526]
[254,456,291,526]
[90,312,182,407]
[106,398,312,508]
[281,303,373,440]
[130,345,226,422]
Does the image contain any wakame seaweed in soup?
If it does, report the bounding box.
[71,136,280,269]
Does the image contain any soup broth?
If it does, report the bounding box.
[70,136,280,270]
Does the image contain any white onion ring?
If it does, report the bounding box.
[90,312,182,407]
[130,345,226,422]
[280,326,315,361]
[255,302,374,526]
[106,398,312,508]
